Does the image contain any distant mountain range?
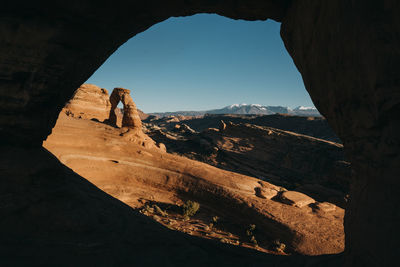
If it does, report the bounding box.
[149,104,321,117]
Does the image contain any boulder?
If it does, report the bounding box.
[280,191,315,208]
[254,187,278,199]
[316,202,337,212]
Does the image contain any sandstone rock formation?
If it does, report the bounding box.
[173,123,196,135]
[63,84,111,121]
[44,111,345,257]
[145,113,342,143]
[280,191,315,208]
[219,120,227,131]
[1,1,399,266]
[108,87,142,130]
[147,121,350,207]
[63,84,164,152]
[137,108,149,120]
[254,186,279,199]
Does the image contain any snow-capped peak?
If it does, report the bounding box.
[294,106,316,111]
[228,103,247,109]
[228,103,267,109]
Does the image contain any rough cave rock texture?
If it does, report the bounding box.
[0,1,399,266]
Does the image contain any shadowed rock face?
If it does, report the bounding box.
[44,111,345,256]
[281,2,400,265]
[0,1,399,266]
[146,121,350,207]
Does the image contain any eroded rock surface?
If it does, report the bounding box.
[145,113,341,143]
[108,87,142,130]
[63,84,111,121]
[146,121,350,207]
[44,111,345,257]
[281,191,315,208]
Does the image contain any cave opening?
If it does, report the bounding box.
[2,2,398,266]
[44,14,347,257]
[86,14,315,115]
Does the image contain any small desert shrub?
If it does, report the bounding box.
[246,224,258,246]
[246,224,256,237]
[212,216,219,224]
[220,238,229,244]
[153,204,168,217]
[250,236,258,246]
[140,204,154,214]
[182,200,200,218]
[271,239,286,253]
[209,216,219,229]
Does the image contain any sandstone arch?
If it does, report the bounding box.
[0,1,399,266]
[108,87,142,130]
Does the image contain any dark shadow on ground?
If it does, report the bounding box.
[0,146,343,266]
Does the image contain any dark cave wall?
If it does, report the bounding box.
[0,0,289,146]
[0,0,399,266]
[281,1,400,265]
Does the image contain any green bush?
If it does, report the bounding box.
[272,239,286,253]
[140,204,154,214]
[246,224,258,246]
[182,200,200,218]
[153,204,168,217]
[246,224,256,237]
[250,236,258,246]
[212,216,219,224]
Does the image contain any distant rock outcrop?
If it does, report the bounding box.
[149,104,321,118]
[63,84,111,121]
[146,121,350,207]
[138,109,149,120]
[145,113,341,143]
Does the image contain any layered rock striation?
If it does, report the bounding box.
[63,84,111,121]
[108,87,142,130]
[146,121,350,207]
[63,84,164,152]
[44,109,345,258]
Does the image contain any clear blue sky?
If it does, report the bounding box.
[86,14,314,113]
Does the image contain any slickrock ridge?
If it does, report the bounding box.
[44,111,345,257]
[146,121,350,207]
[145,113,342,143]
[63,84,111,121]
